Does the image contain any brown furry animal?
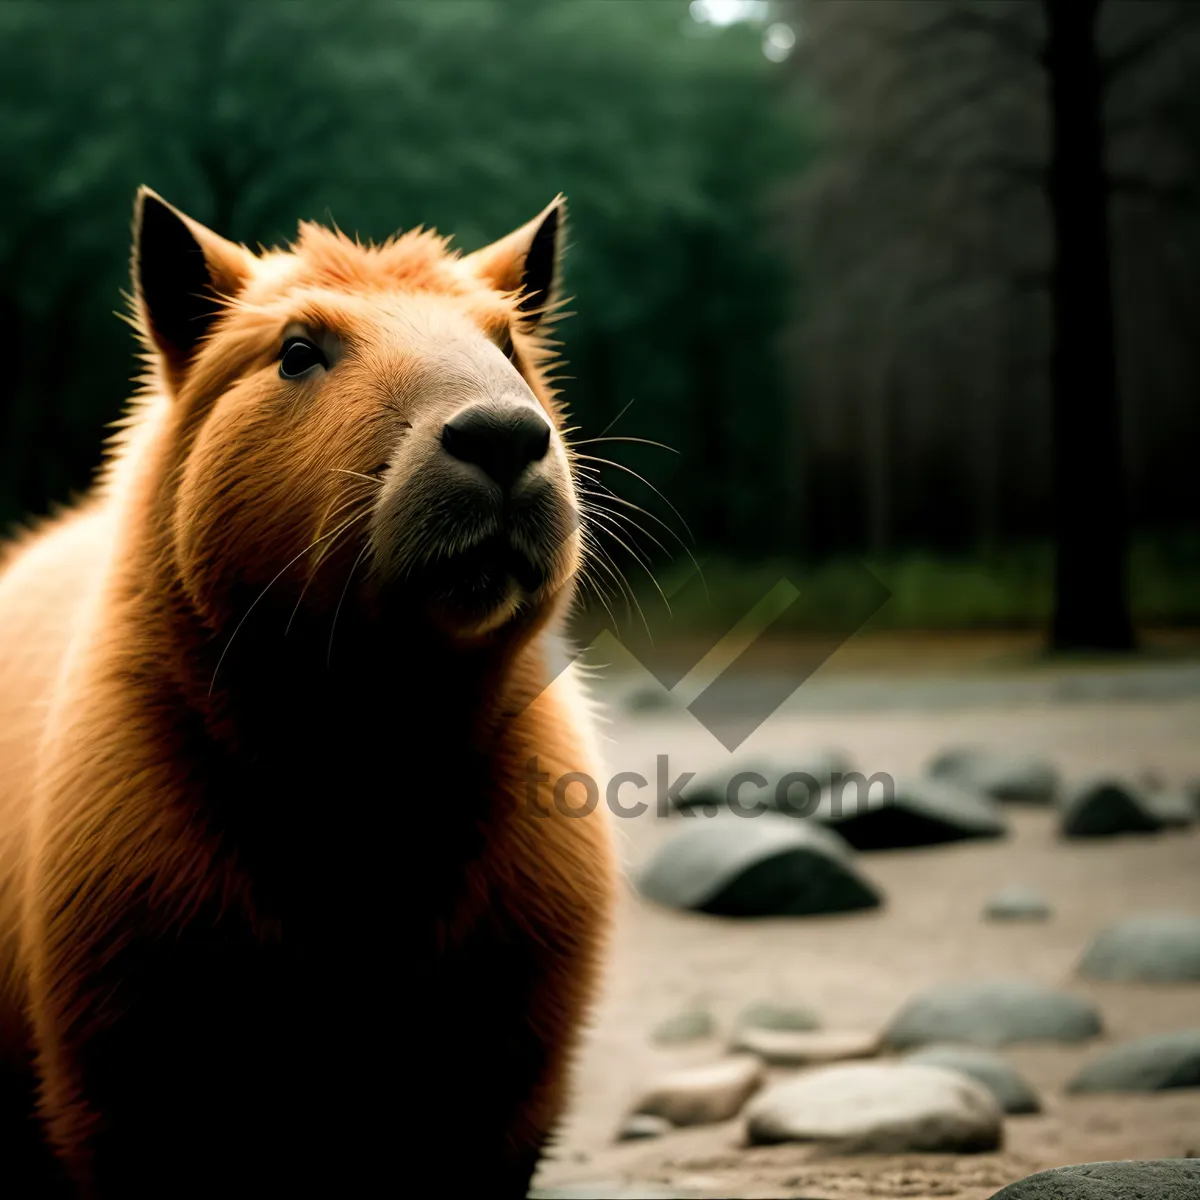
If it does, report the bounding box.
[0,188,616,1198]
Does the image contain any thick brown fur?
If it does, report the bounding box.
[0,189,615,1197]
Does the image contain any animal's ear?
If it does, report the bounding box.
[463,196,565,331]
[131,187,251,390]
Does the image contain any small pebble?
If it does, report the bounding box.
[984,886,1053,922]
[616,1114,673,1143]
[652,1009,715,1046]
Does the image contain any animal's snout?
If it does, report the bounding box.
[441,403,552,492]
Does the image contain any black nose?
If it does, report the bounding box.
[441,403,552,491]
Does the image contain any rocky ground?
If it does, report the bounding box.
[528,652,1200,1200]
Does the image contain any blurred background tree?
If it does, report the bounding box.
[1,0,1198,644]
[0,0,797,548]
[781,0,1200,645]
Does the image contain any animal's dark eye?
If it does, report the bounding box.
[279,337,327,379]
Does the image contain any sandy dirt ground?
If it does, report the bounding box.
[531,681,1200,1199]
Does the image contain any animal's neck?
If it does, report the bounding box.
[196,601,531,786]
[120,560,547,916]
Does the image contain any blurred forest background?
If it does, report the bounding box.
[2,0,1199,646]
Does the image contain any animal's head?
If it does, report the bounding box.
[129,188,582,652]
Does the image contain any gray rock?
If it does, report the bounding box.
[904,1044,1041,1113]
[615,1113,673,1142]
[732,1027,881,1067]
[636,811,882,917]
[631,1054,764,1126]
[1078,914,1200,982]
[623,684,676,713]
[1146,788,1197,828]
[745,1062,1003,1153]
[651,1009,715,1046]
[809,775,1008,851]
[674,749,855,814]
[1067,1030,1200,1093]
[984,887,1053,922]
[735,1000,821,1032]
[986,1159,1200,1199]
[929,747,1059,805]
[884,980,1103,1049]
[1059,777,1163,838]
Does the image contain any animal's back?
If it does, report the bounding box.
[0,502,112,1063]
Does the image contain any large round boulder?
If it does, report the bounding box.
[1067,1030,1200,1093]
[635,811,882,917]
[904,1044,1041,1113]
[929,747,1059,805]
[987,1159,1200,1199]
[1077,914,1200,982]
[745,1062,1003,1153]
[809,775,1007,850]
[1059,777,1163,838]
[884,980,1103,1049]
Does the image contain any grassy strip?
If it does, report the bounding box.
[575,537,1200,636]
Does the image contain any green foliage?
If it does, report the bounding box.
[605,535,1200,636]
[0,0,805,560]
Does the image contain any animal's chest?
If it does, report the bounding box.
[230,733,497,923]
[184,740,545,1133]
[262,791,532,1066]
[267,888,541,1176]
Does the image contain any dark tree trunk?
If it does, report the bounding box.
[1044,0,1135,651]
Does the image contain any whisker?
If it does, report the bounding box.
[210,520,355,695]
[580,496,671,561]
[573,453,696,547]
[284,507,373,636]
[579,531,631,618]
[329,468,386,486]
[582,530,652,642]
[327,541,372,669]
[582,506,673,618]
[596,397,636,438]
[574,558,620,633]
[578,475,707,599]
[580,503,661,571]
[579,473,676,538]
[316,488,378,531]
[570,436,678,454]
